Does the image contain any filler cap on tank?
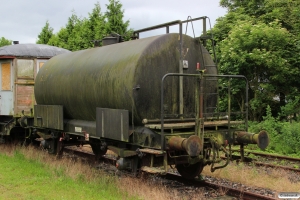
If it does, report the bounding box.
[102,33,124,46]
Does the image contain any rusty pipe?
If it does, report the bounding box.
[235,130,269,150]
[168,135,203,157]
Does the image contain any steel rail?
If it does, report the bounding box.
[253,161,300,172]
[165,173,276,200]
[246,151,300,162]
[220,155,300,173]
[231,149,300,162]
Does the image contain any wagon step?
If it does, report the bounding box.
[139,148,164,155]
[141,166,166,174]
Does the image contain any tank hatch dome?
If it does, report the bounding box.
[102,33,124,46]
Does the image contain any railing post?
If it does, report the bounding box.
[179,23,183,117]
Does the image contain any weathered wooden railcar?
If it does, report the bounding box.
[0,43,70,141]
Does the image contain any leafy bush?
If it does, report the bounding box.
[248,105,300,156]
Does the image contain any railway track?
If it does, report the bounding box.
[165,173,276,200]
[204,180,276,200]
[63,146,277,200]
[244,151,300,162]
[228,150,300,173]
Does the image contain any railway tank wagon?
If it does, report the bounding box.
[33,17,269,179]
[35,33,211,123]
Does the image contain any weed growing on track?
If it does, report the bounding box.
[202,161,300,193]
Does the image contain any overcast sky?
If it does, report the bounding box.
[0,0,227,44]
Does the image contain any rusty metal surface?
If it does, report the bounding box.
[235,130,269,150]
[256,130,269,150]
[183,135,202,157]
[0,44,70,58]
[168,136,186,151]
[168,135,202,157]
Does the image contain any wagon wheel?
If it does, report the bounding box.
[176,162,204,179]
[90,144,107,159]
[45,138,57,154]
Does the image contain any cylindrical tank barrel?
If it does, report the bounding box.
[235,130,269,150]
[35,33,217,125]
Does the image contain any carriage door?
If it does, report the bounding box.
[0,62,13,115]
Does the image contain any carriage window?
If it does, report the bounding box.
[1,63,11,91]
[17,60,34,78]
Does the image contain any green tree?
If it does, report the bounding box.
[219,20,292,120]
[105,0,132,40]
[47,3,108,51]
[220,0,300,35]
[212,0,300,121]
[36,20,54,44]
[0,37,12,47]
[48,28,69,49]
[64,12,86,51]
[88,2,106,42]
[220,0,266,16]
[48,12,81,50]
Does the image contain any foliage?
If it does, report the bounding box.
[105,0,133,40]
[278,96,300,121]
[219,20,292,120]
[48,4,106,51]
[249,106,300,155]
[40,1,132,51]
[0,37,12,47]
[36,20,54,44]
[211,0,300,121]
[89,3,107,44]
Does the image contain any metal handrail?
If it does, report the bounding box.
[160,73,249,150]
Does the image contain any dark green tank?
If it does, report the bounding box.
[34,33,217,125]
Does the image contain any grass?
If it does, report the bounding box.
[202,161,300,193]
[3,144,299,200]
[0,145,136,200]
[0,145,189,200]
